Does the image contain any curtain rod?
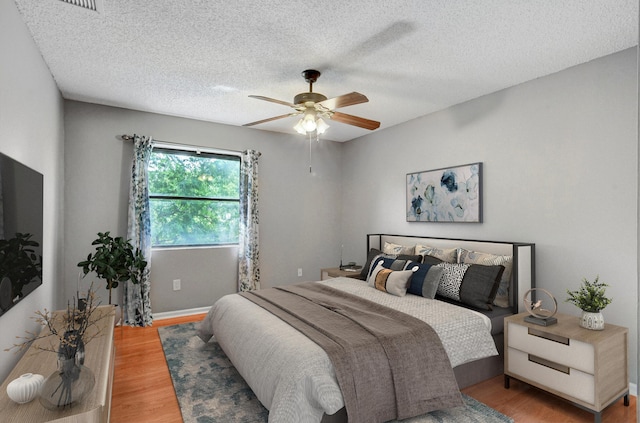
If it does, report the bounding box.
[119,134,244,155]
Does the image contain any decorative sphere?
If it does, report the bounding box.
[523,288,558,320]
[7,373,44,404]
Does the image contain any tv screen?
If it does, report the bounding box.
[0,153,43,317]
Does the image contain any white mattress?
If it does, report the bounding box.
[198,277,498,422]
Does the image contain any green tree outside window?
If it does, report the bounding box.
[148,149,240,247]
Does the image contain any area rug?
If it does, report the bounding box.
[159,322,514,423]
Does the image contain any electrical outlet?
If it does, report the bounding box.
[297,268,302,277]
[173,279,181,291]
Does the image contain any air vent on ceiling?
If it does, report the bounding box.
[58,0,102,12]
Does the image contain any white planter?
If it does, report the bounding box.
[6,373,44,404]
[580,311,605,330]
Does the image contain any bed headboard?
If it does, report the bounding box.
[366,234,535,314]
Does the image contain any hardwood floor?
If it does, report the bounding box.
[111,314,202,423]
[111,314,636,423]
[464,375,635,423]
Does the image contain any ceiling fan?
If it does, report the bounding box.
[243,69,380,135]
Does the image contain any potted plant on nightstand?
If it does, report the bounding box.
[77,232,147,320]
[565,275,612,330]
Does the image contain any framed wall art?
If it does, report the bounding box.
[406,162,482,222]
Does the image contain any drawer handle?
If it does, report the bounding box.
[529,354,570,374]
[528,327,569,345]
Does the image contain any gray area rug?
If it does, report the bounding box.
[159,322,514,423]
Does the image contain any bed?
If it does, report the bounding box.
[198,234,535,422]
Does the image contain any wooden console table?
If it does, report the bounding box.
[0,305,116,422]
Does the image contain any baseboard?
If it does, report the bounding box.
[153,306,211,321]
[630,383,637,397]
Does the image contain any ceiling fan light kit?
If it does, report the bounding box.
[244,69,380,137]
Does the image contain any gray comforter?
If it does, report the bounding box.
[198,278,497,422]
[239,282,463,423]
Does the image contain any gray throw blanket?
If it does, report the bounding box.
[239,282,462,423]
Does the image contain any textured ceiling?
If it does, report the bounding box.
[13,0,639,142]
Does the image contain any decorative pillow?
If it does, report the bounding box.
[458,249,513,308]
[436,263,505,310]
[367,262,414,297]
[360,248,385,279]
[404,261,445,299]
[415,245,458,263]
[397,253,422,263]
[383,241,415,256]
[436,262,469,301]
[420,255,443,266]
[367,256,410,278]
[360,248,422,280]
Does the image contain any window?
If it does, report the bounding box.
[148,147,240,247]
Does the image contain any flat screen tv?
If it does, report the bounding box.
[0,153,43,317]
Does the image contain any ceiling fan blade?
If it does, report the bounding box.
[248,95,297,108]
[243,112,300,127]
[330,111,380,130]
[317,92,369,110]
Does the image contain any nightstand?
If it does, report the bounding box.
[320,267,363,280]
[504,312,628,423]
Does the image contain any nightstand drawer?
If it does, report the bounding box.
[507,347,595,404]
[507,322,594,374]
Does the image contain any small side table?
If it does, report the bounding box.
[504,312,629,423]
[320,267,363,281]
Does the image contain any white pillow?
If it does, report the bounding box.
[367,262,414,297]
[383,241,414,256]
[414,244,458,263]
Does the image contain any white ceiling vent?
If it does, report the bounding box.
[58,0,103,12]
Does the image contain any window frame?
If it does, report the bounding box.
[148,143,241,249]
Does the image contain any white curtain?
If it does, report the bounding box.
[238,150,261,292]
[125,134,154,326]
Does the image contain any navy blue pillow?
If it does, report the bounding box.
[367,256,410,279]
[406,261,445,299]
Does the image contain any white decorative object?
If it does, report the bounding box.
[6,373,44,404]
[580,311,605,330]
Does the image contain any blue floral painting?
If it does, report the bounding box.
[407,163,482,222]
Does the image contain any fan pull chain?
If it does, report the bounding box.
[309,132,313,173]
[307,132,321,173]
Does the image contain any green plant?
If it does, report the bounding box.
[0,233,42,298]
[565,276,612,313]
[77,231,147,304]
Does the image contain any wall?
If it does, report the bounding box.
[0,0,65,381]
[63,102,343,313]
[341,48,638,384]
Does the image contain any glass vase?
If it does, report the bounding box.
[38,331,95,410]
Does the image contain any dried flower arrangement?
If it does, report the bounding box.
[5,284,108,359]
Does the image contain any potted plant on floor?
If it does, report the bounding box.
[565,275,612,330]
[77,231,147,309]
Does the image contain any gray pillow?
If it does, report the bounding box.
[459,264,505,310]
[405,261,444,299]
[360,248,384,279]
[436,263,505,310]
